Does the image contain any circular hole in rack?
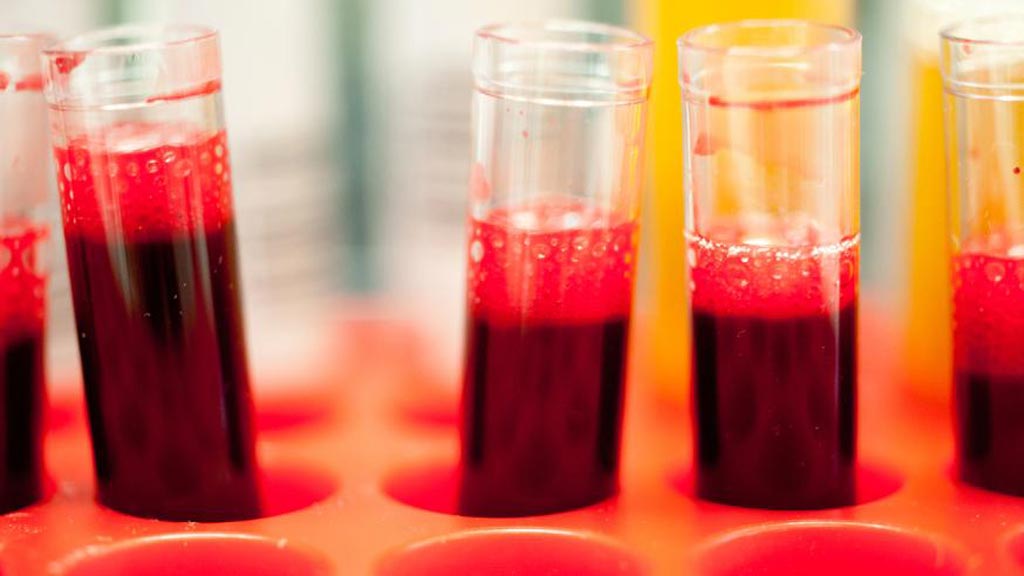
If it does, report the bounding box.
[382,460,459,515]
[697,522,966,576]
[260,462,339,518]
[57,533,331,576]
[1004,527,1024,568]
[669,462,903,509]
[377,528,647,576]
[256,396,335,433]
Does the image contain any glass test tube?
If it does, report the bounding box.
[679,20,862,509]
[0,34,51,514]
[43,25,260,521]
[942,16,1024,496]
[459,21,652,517]
[642,0,853,407]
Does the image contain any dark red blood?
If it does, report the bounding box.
[689,232,859,509]
[0,224,46,513]
[954,252,1024,495]
[55,123,259,521]
[459,203,636,516]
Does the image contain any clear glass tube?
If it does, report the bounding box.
[0,33,52,514]
[942,15,1024,496]
[679,20,861,510]
[42,25,260,521]
[459,20,652,517]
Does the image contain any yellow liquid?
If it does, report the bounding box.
[636,0,854,403]
[905,52,952,403]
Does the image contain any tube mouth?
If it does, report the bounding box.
[477,20,652,54]
[42,24,221,109]
[941,15,1024,97]
[474,20,653,106]
[678,19,860,58]
[678,19,861,105]
[942,14,1024,47]
[43,24,216,57]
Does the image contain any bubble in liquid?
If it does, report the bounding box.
[492,236,504,249]
[470,240,484,263]
[533,243,550,260]
[146,159,159,174]
[985,261,1006,283]
[573,235,589,252]
[173,159,192,178]
[125,162,138,177]
[62,163,71,181]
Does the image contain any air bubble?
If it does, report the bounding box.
[200,151,212,165]
[492,237,504,249]
[215,144,224,158]
[62,163,71,181]
[573,236,589,251]
[985,261,1006,283]
[146,159,159,174]
[470,240,484,263]
[215,163,224,175]
[533,243,550,260]
[162,149,177,163]
[592,243,607,257]
[125,162,138,177]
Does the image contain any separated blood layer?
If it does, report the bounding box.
[954,251,1024,495]
[0,224,45,513]
[54,122,260,521]
[689,226,858,510]
[460,201,637,517]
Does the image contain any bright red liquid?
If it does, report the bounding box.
[0,224,45,513]
[54,123,260,521]
[954,251,1024,495]
[459,202,637,517]
[689,229,858,509]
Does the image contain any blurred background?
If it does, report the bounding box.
[0,0,1005,404]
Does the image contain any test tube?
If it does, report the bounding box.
[679,20,862,509]
[942,16,1024,496]
[43,25,260,521]
[0,34,51,514]
[459,21,652,517]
